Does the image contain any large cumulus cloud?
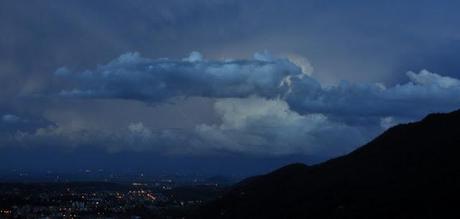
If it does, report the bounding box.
[195,96,366,156]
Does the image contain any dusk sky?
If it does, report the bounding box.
[2,0,460,176]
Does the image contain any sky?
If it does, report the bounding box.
[2,0,460,176]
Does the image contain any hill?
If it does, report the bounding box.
[198,109,460,218]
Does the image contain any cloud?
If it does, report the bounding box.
[2,114,21,123]
[55,51,305,102]
[195,96,366,156]
[6,97,365,157]
[406,69,460,88]
[285,53,313,76]
[286,69,460,122]
[182,51,204,63]
[41,52,460,156]
[380,116,400,130]
[10,121,159,152]
[0,113,55,148]
[55,52,460,123]
[0,113,52,132]
[3,52,456,157]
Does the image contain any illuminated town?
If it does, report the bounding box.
[0,179,225,218]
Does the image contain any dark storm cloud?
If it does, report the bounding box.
[287,70,460,120]
[54,52,302,101]
[0,112,55,149]
[55,52,460,122]
[0,112,53,133]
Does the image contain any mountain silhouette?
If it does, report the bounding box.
[197,109,460,218]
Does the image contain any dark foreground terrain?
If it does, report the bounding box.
[198,109,460,218]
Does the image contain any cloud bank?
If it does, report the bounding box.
[6,97,364,157]
[56,52,460,121]
[3,52,460,157]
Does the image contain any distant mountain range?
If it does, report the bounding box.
[197,109,460,218]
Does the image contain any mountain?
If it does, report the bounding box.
[197,109,460,218]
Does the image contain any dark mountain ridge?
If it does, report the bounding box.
[198,109,460,218]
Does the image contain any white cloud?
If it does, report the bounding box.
[195,96,366,156]
[182,51,204,62]
[285,53,313,76]
[407,69,460,88]
[128,122,152,137]
[380,116,397,130]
